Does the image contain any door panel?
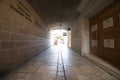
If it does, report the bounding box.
[90,0,120,69]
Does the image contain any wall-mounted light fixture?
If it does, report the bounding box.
[68,28,71,31]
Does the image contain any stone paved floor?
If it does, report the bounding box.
[1,45,118,80]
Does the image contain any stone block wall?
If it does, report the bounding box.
[71,16,89,55]
[71,17,82,54]
[0,0,50,78]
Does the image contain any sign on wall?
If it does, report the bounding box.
[104,39,114,48]
[92,40,97,47]
[91,24,97,32]
[103,17,113,29]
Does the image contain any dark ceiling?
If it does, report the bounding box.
[29,0,81,29]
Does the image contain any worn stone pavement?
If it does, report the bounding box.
[1,45,118,80]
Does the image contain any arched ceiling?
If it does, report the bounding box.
[28,0,113,30]
[28,0,81,29]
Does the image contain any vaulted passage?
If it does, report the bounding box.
[0,0,120,79]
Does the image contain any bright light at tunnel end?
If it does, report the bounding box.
[50,29,68,46]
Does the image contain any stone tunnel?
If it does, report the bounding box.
[0,0,120,80]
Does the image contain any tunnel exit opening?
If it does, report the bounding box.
[50,29,69,47]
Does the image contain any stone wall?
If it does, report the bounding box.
[0,0,50,77]
[71,16,90,55]
[71,17,82,54]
